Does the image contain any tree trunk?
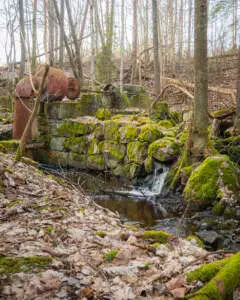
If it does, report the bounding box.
[152,0,161,96]
[90,0,95,88]
[187,0,192,57]
[59,0,64,68]
[234,46,240,133]
[31,0,37,72]
[65,0,83,84]
[189,0,209,160]
[131,0,138,83]
[120,0,124,92]
[43,0,49,64]
[19,0,25,79]
[48,0,55,66]
[52,0,78,80]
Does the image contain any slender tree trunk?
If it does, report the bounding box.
[59,0,64,68]
[187,0,192,57]
[79,1,89,48]
[120,0,124,92]
[190,0,209,159]
[19,0,25,78]
[43,0,48,63]
[178,0,183,58]
[31,0,37,72]
[152,0,161,96]
[131,0,138,83]
[234,46,240,132]
[48,0,55,66]
[90,0,95,88]
[52,0,78,80]
[65,0,83,84]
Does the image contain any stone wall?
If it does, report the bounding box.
[31,91,182,180]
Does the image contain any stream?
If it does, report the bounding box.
[40,163,240,251]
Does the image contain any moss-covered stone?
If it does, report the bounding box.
[94,125,104,141]
[169,111,182,125]
[95,231,106,238]
[127,141,148,164]
[88,139,104,155]
[104,120,121,141]
[138,124,163,143]
[148,137,180,162]
[186,252,240,300]
[124,163,142,179]
[96,108,111,120]
[0,140,19,153]
[63,136,88,154]
[183,155,240,206]
[68,153,87,169]
[103,141,126,162]
[57,119,95,137]
[158,120,173,129]
[49,137,65,151]
[143,230,172,243]
[150,102,169,120]
[186,235,205,249]
[119,125,139,142]
[87,154,105,170]
[212,201,225,215]
[0,256,52,274]
[144,156,153,173]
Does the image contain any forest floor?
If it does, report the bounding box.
[0,153,238,300]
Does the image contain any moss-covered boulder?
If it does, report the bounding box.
[127,141,148,164]
[183,155,240,206]
[150,102,169,120]
[96,108,111,121]
[87,154,105,170]
[119,125,139,143]
[148,137,180,162]
[138,124,163,143]
[49,137,65,151]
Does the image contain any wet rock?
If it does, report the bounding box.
[196,230,219,246]
[148,137,180,162]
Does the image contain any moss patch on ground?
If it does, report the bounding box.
[0,256,52,274]
[143,230,172,244]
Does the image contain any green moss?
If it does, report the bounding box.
[121,92,130,107]
[78,207,85,214]
[0,256,52,274]
[169,111,182,125]
[183,155,240,205]
[186,236,204,249]
[87,154,105,170]
[96,108,111,120]
[44,226,54,233]
[150,102,169,120]
[88,139,104,155]
[0,140,19,153]
[223,207,235,218]
[7,200,22,208]
[124,163,141,178]
[143,230,172,243]
[158,120,173,129]
[212,201,225,216]
[144,156,153,173]
[186,257,231,283]
[57,120,94,137]
[104,120,120,141]
[186,252,240,300]
[94,125,104,140]
[104,250,119,262]
[63,136,88,153]
[138,124,163,143]
[95,231,106,238]
[151,242,161,248]
[127,141,148,164]
[148,138,180,162]
[119,125,138,142]
[104,141,125,161]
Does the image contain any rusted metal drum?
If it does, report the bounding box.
[13,66,81,140]
[67,77,80,99]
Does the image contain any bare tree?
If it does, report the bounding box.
[59,0,64,68]
[131,0,138,83]
[152,0,161,96]
[234,45,240,132]
[19,0,26,78]
[31,0,37,72]
[189,0,209,160]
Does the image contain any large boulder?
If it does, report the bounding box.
[183,155,240,206]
